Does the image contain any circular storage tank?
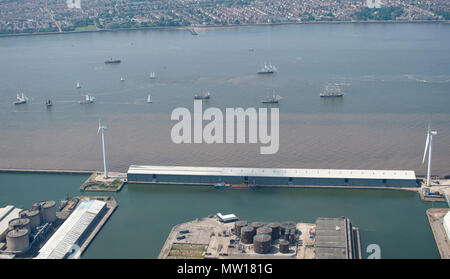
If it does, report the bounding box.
[283,229,290,241]
[281,221,296,234]
[289,232,296,245]
[253,234,272,254]
[6,228,29,252]
[268,222,281,239]
[240,226,256,244]
[279,240,290,254]
[249,222,266,230]
[256,227,272,237]
[19,209,41,232]
[8,218,31,233]
[234,221,248,237]
[41,200,57,223]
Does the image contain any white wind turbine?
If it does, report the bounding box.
[422,124,437,186]
[98,120,108,179]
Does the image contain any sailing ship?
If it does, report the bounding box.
[104,58,121,64]
[79,95,96,104]
[147,94,152,103]
[262,91,282,104]
[257,62,277,74]
[76,82,81,89]
[14,93,28,105]
[149,72,157,79]
[320,84,344,98]
[194,91,210,100]
[45,99,53,107]
[120,77,125,82]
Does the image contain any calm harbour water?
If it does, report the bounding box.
[0,23,449,174]
[0,172,445,259]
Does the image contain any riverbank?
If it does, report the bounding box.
[0,19,448,38]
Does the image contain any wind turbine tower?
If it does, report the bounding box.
[98,120,108,179]
[422,124,437,186]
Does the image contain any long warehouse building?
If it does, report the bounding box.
[127,165,418,187]
[34,200,107,259]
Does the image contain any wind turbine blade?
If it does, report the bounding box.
[422,132,430,164]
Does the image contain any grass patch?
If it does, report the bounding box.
[74,25,96,31]
[168,244,207,259]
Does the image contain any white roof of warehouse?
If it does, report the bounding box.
[35,200,106,259]
[0,207,21,238]
[128,165,416,180]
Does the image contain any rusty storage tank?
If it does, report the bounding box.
[240,226,256,244]
[8,218,31,233]
[249,222,265,230]
[19,209,41,232]
[268,222,280,239]
[253,234,272,254]
[6,228,29,252]
[281,221,296,234]
[234,221,248,237]
[41,200,57,223]
[279,240,290,254]
[289,232,296,245]
[256,226,272,237]
[283,229,290,241]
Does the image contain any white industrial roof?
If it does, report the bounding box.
[128,165,416,180]
[0,207,22,239]
[35,200,106,259]
[444,212,450,242]
[217,213,238,223]
[0,205,14,222]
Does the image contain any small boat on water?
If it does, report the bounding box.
[147,94,152,103]
[188,28,198,36]
[79,95,95,104]
[149,72,157,79]
[194,91,210,100]
[257,62,277,74]
[214,182,259,190]
[320,84,344,98]
[120,77,125,82]
[76,82,81,89]
[45,99,53,107]
[14,93,28,105]
[262,91,282,104]
[105,58,121,64]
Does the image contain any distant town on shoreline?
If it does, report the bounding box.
[0,0,449,35]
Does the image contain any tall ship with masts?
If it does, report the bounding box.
[320,84,344,98]
[14,93,28,105]
[79,95,96,104]
[257,62,277,74]
[262,90,282,104]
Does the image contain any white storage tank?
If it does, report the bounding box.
[6,228,29,252]
[8,217,31,233]
[41,200,57,223]
[19,209,41,232]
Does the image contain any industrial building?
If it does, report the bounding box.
[158,214,361,259]
[0,201,58,256]
[0,205,22,244]
[314,217,359,259]
[127,165,418,187]
[35,200,107,259]
[444,212,450,242]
